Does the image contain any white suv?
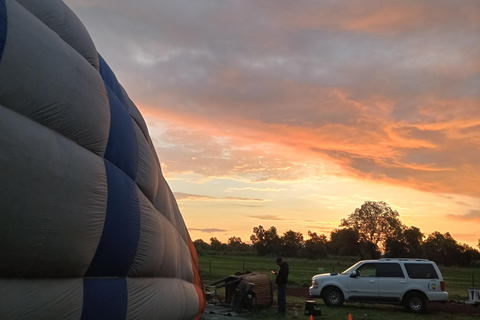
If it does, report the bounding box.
[309,258,448,313]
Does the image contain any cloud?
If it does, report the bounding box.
[447,210,480,221]
[309,226,338,236]
[174,193,214,201]
[226,187,287,192]
[66,0,480,201]
[149,117,332,183]
[248,215,286,221]
[174,192,266,202]
[189,228,228,234]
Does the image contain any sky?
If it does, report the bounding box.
[64,0,480,248]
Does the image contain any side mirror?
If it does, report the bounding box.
[350,271,358,278]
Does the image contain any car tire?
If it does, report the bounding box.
[323,287,344,307]
[404,292,427,313]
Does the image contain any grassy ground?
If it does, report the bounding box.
[242,302,480,320]
[442,267,480,300]
[199,254,480,320]
[199,255,359,286]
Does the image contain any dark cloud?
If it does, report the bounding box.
[66,0,480,200]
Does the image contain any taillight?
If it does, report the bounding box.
[440,281,445,291]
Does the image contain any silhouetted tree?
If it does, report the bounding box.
[328,228,359,256]
[341,201,403,252]
[281,230,304,257]
[385,226,424,258]
[358,240,380,259]
[250,225,281,256]
[385,237,409,258]
[228,236,241,245]
[210,237,226,251]
[403,226,424,257]
[302,231,328,259]
[193,239,210,253]
[458,243,480,267]
[227,236,250,252]
[423,232,460,266]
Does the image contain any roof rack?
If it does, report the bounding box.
[378,258,429,262]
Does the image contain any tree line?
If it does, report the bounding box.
[193,201,480,267]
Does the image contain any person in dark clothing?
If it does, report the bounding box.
[272,257,289,315]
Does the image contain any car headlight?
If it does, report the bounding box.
[312,280,318,286]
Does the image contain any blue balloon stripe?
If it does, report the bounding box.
[85,161,140,277]
[81,278,127,320]
[103,82,138,180]
[0,0,7,64]
[99,54,128,109]
[100,54,138,180]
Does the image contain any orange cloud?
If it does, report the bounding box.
[248,215,286,221]
[174,192,267,203]
[66,0,480,250]
[342,4,422,34]
[447,210,480,221]
[140,95,480,198]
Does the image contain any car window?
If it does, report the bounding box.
[356,263,376,277]
[341,261,362,275]
[404,263,439,279]
[376,263,404,278]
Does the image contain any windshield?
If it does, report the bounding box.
[340,261,362,275]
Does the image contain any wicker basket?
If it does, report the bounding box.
[224,273,273,308]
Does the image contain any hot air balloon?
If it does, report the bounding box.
[0,0,204,319]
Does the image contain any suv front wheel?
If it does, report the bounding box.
[323,287,344,307]
[404,292,427,313]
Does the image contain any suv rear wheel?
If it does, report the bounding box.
[323,287,344,307]
[404,292,427,313]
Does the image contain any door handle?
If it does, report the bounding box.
[400,281,406,284]
[369,280,375,283]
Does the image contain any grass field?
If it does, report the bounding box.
[198,254,480,320]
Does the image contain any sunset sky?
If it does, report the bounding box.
[65,0,480,248]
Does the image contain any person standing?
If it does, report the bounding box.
[272,257,289,315]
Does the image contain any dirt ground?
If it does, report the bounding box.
[286,286,480,315]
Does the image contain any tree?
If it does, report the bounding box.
[193,239,210,253]
[385,226,424,258]
[302,231,328,259]
[328,228,359,256]
[228,236,243,246]
[250,225,281,256]
[423,231,460,266]
[210,237,226,251]
[227,236,250,252]
[281,230,304,257]
[384,237,409,258]
[403,226,424,257]
[341,201,403,252]
[458,243,480,267]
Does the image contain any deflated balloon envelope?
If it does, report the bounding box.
[0,0,204,319]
